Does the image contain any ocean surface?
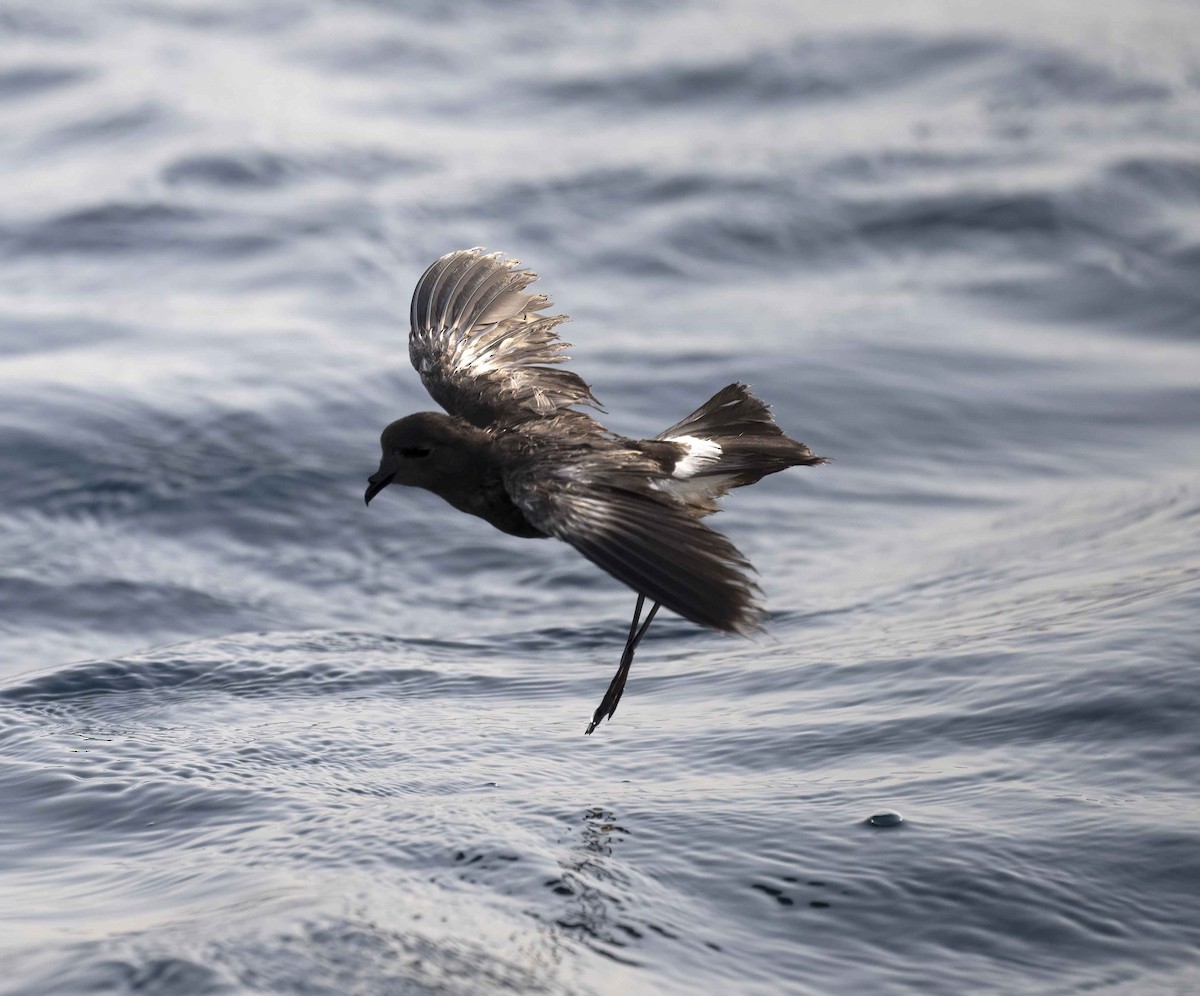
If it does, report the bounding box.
[2,0,1199,992]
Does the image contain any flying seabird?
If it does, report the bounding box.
[366,248,826,733]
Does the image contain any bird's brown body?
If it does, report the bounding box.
[366,249,826,730]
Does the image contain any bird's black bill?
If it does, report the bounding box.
[586,594,661,735]
[364,473,395,506]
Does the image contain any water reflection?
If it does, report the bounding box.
[541,807,643,964]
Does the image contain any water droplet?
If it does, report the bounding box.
[868,810,903,827]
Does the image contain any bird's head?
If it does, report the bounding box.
[365,411,488,505]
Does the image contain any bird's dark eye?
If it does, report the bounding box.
[399,446,432,459]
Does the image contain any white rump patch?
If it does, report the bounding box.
[665,435,722,478]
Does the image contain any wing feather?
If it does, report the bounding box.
[408,248,602,428]
[507,464,762,634]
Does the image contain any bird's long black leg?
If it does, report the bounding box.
[585,595,644,735]
[586,595,661,734]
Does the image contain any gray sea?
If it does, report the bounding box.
[2,0,1199,992]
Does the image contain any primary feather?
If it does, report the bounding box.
[409,249,602,429]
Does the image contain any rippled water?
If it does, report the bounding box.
[2,0,1199,992]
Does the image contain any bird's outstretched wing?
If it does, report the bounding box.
[408,248,602,428]
[506,456,762,635]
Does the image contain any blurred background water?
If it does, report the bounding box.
[1,0,1199,992]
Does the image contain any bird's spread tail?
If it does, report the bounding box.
[657,382,826,489]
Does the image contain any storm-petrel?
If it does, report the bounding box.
[366,248,826,733]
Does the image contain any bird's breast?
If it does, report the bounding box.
[440,478,546,539]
